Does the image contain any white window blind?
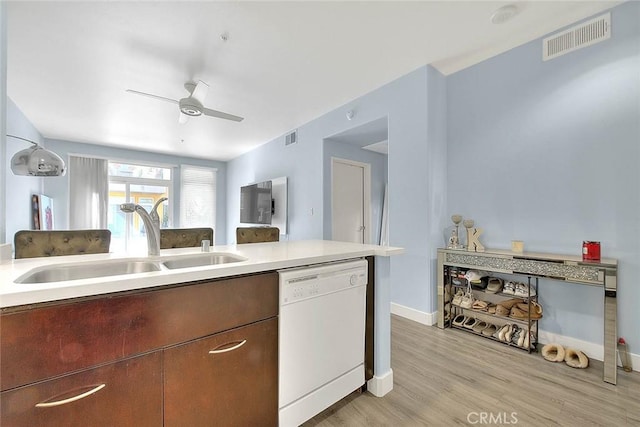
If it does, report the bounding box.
[180,165,217,229]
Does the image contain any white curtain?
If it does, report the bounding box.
[69,156,108,229]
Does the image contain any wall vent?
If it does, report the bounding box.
[543,12,610,61]
[284,129,298,146]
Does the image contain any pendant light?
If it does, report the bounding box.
[7,134,66,177]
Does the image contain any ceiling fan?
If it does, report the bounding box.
[126,80,244,124]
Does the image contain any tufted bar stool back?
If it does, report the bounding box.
[159,228,214,249]
[14,230,111,259]
[236,227,280,244]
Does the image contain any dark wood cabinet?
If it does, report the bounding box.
[164,318,278,427]
[0,272,279,426]
[0,352,163,427]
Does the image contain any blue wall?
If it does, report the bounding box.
[43,139,228,245]
[447,2,640,346]
[227,65,447,315]
[322,138,388,244]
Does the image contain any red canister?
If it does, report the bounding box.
[582,241,601,261]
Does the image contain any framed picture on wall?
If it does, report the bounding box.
[31,194,40,230]
[32,194,54,230]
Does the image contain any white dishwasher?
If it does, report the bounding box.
[279,259,368,427]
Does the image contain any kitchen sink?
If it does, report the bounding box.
[15,260,162,284]
[161,253,247,269]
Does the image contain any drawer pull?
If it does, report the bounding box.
[35,384,106,408]
[209,339,247,354]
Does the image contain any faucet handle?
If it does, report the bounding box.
[150,197,168,222]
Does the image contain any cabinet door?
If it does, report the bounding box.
[164,317,278,427]
[0,352,162,427]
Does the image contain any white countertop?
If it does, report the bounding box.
[0,240,404,308]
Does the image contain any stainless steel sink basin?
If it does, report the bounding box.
[16,260,162,284]
[161,253,246,269]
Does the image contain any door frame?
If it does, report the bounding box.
[330,157,372,244]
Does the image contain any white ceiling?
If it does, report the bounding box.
[6,1,620,161]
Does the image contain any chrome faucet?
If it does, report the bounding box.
[120,197,168,256]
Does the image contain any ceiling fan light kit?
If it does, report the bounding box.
[7,134,66,177]
[126,80,244,123]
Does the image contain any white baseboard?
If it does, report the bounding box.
[367,369,393,397]
[539,329,639,372]
[390,302,436,326]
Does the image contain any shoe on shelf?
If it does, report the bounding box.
[482,323,498,336]
[503,281,516,295]
[499,298,525,309]
[460,293,474,309]
[510,325,522,345]
[473,320,488,333]
[452,314,467,326]
[487,304,497,314]
[452,289,464,306]
[463,317,479,329]
[486,277,503,294]
[505,324,516,342]
[515,283,537,297]
[515,302,543,319]
[497,324,510,341]
[472,300,488,311]
[496,304,511,316]
[517,328,526,347]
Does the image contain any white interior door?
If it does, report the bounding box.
[331,158,370,243]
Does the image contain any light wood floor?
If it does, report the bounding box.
[304,315,640,426]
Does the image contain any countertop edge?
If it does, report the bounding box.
[1,240,404,308]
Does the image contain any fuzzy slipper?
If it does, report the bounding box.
[565,348,589,369]
[542,343,565,362]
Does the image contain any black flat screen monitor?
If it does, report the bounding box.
[240,180,272,224]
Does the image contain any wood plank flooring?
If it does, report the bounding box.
[304,315,640,426]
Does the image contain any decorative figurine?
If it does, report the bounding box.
[447,214,465,250]
[464,219,485,252]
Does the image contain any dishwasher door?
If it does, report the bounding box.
[279,259,367,426]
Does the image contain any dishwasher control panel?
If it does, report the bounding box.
[279,260,367,305]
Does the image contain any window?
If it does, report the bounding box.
[108,162,172,253]
[180,165,217,229]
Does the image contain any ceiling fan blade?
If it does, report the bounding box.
[190,80,209,104]
[178,112,189,124]
[201,107,244,122]
[126,89,178,104]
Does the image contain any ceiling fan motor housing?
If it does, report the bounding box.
[179,98,203,116]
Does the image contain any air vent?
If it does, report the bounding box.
[285,129,298,146]
[543,12,610,61]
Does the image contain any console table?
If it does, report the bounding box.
[437,248,618,385]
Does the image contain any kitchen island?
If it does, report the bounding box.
[0,240,403,426]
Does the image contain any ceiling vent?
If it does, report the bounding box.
[285,129,298,146]
[543,12,610,61]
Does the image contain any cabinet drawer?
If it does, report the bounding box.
[1,272,278,391]
[0,351,162,427]
[164,317,278,427]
